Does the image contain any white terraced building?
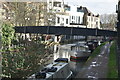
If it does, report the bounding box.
[86,13,100,29]
[47,0,70,26]
[64,4,85,28]
[47,0,86,28]
[47,0,64,12]
[47,0,100,29]
[79,6,101,29]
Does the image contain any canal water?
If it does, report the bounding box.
[50,42,88,77]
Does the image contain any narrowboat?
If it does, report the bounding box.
[28,58,73,80]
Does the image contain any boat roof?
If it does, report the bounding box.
[60,44,76,49]
[28,62,68,79]
[60,43,87,49]
[45,62,68,78]
[46,62,68,70]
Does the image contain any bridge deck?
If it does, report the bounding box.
[15,26,116,36]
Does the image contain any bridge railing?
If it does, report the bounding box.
[15,26,117,37]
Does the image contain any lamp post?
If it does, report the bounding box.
[117,0,120,78]
[25,17,30,26]
[24,17,30,40]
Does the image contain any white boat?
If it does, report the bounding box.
[59,42,91,61]
[28,58,73,80]
[69,43,91,61]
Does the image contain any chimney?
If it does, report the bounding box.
[79,6,82,10]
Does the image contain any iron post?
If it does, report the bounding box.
[117,0,120,78]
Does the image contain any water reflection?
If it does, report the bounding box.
[53,44,71,61]
[69,61,86,76]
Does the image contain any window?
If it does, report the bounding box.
[74,16,75,20]
[62,18,64,21]
[49,2,52,9]
[72,16,74,19]
[57,17,60,24]
[91,17,93,22]
[76,16,77,23]
[77,8,81,12]
[65,6,71,11]
[78,16,80,23]
[96,22,98,25]
[58,10,60,12]
[53,2,61,7]
[66,19,68,24]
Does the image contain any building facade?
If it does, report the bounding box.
[47,0,68,26]
[80,7,101,29]
[47,0,100,29]
[65,4,85,27]
[47,0,85,27]
[87,13,100,29]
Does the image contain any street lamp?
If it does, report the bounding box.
[24,17,30,40]
[117,1,120,78]
[48,18,53,26]
[25,17,30,26]
[8,17,11,20]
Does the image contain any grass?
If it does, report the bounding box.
[108,41,118,78]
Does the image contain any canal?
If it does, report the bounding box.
[47,41,88,77]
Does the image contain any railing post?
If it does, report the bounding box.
[24,26,27,40]
[70,27,73,40]
[95,28,98,36]
[47,26,50,34]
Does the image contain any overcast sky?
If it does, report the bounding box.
[64,0,118,14]
[1,0,118,14]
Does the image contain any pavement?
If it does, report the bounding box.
[75,42,112,79]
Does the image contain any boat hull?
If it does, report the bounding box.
[70,51,91,61]
[70,56,89,62]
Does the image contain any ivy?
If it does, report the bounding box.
[1,23,15,50]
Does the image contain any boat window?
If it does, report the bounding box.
[53,63,61,66]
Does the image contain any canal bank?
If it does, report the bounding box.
[75,42,111,79]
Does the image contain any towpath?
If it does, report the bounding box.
[75,42,111,79]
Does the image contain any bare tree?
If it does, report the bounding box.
[100,13,117,31]
[2,2,55,26]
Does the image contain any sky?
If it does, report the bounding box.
[64,0,118,14]
[0,0,118,14]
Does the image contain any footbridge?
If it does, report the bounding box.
[15,26,116,36]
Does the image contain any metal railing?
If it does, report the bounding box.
[15,26,117,37]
